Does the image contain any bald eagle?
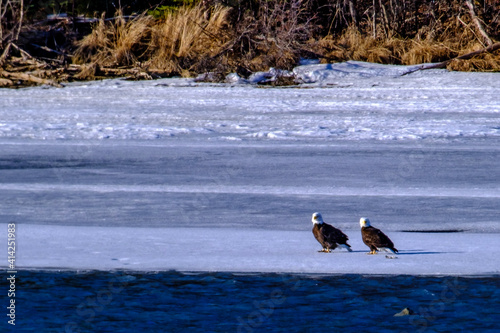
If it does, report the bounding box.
[312,212,352,253]
[360,217,398,255]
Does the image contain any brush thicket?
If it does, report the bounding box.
[72,0,499,79]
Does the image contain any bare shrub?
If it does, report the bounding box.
[232,0,315,72]
[0,0,24,62]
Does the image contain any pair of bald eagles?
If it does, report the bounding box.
[312,212,398,254]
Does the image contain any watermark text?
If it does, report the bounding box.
[7,223,17,326]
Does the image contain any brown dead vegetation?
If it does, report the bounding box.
[146,4,232,75]
[1,0,499,87]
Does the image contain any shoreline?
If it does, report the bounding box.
[2,0,499,88]
[5,268,500,278]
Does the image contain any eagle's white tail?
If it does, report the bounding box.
[340,244,353,252]
[378,247,396,254]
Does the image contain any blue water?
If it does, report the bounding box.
[2,271,499,332]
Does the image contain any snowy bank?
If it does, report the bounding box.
[9,224,499,276]
[0,61,499,142]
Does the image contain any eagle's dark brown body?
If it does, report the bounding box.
[312,222,352,252]
[361,226,398,254]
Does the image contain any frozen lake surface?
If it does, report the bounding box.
[0,140,498,234]
[0,61,499,333]
[12,224,500,275]
[0,61,498,274]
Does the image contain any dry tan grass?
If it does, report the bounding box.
[74,12,153,67]
[317,16,500,71]
[74,4,231,76]
[447,46,500,72]
[73,13,108,64]
[146,3,231,74]
[401,39,453,65]
[320,25,395,64]
[113,14,154,65]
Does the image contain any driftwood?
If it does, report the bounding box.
[0,69,63,87]
[0,43,64,87]
[0,78,14,86]
[69,63,160,80]
[402,42,500,76]
[97,67,151,78]
[1,42,38,67]
[465,0,493,47]
[0,59,164,87]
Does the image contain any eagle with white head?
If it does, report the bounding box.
[360,217,398,255]
[311,212,352,253]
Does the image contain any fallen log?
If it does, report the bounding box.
[465,0,493,47]
[402,42,500,76]
[97,67,153,80]
[0,70,63,87]
[0,78,14,87]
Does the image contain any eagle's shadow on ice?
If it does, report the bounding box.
[397,250,463,255]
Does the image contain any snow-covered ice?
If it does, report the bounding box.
[0,61,499,142]
[10,224,500,275]
[0,61,498,275]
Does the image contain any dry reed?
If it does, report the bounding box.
[74,12,153,66]
[147,3,231,74]
[72,0,499,80]
[319,15,499,72]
